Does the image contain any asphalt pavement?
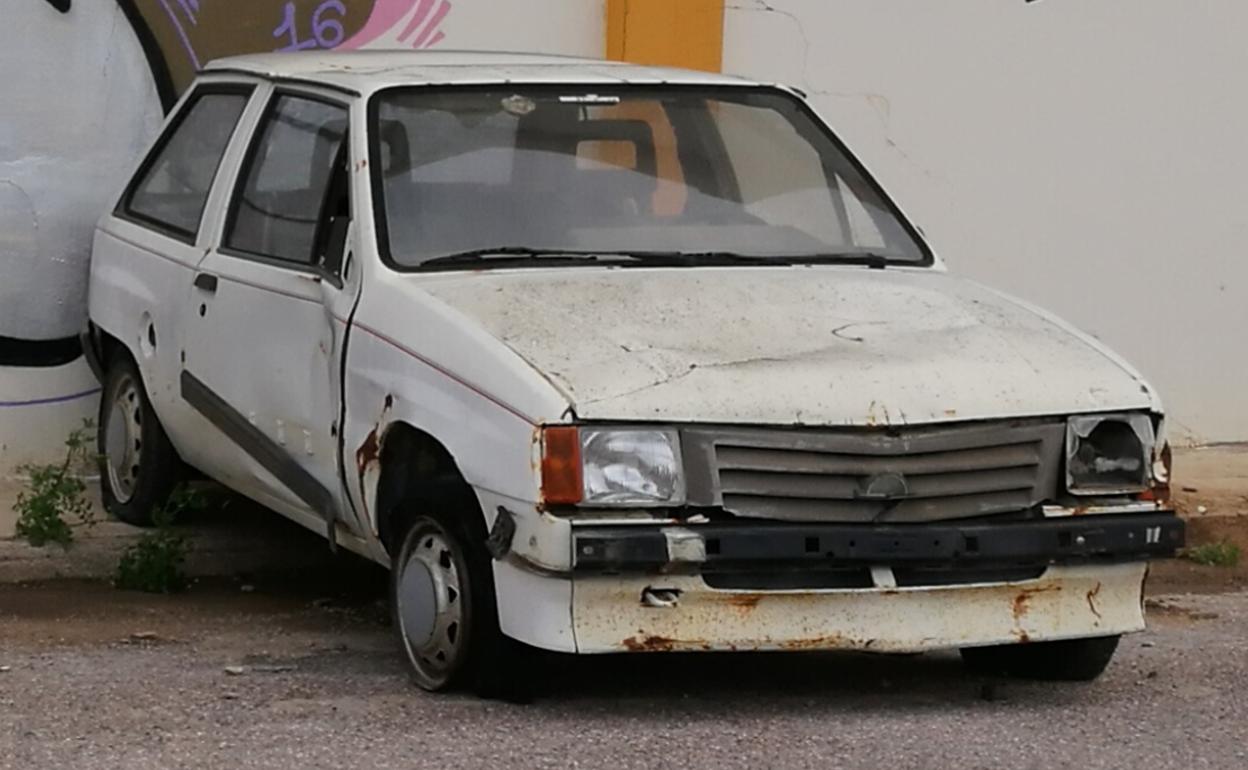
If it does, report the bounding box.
[1,576,1245,770]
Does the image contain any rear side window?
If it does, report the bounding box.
[124,90,251,240]
[225,95,348,264]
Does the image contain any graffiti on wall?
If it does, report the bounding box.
[1,0,452,353]
[121,0,455,107]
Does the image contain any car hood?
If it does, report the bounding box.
[417,267,1156,426]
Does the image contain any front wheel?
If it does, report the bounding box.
[98,354,182,526]
[960,635,1121,681]
[391,497,528,697]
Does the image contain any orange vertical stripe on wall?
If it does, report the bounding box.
[606,0,725,73]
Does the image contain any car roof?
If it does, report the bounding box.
[203,50,766,94]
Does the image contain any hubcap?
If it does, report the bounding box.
[396,526,465,685]
[104,375,143,504]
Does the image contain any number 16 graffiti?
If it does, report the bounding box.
[111,1,456,110]
[274,0,453,55]
[273,0,346,52]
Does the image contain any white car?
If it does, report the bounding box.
[86,51,1183,694]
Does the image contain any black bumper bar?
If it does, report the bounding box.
[572,512,1185,573]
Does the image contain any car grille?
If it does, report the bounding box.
[683,420,1064,523]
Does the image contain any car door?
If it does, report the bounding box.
[96,83,255,450]
[182,88,362,540]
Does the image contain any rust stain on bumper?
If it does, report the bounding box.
[725,593,764,611]
[573,564,1147,655]
[1086,581,1103,619]
[622,635,682,652]
[1012,584,1062,621]
[778,634,855,650]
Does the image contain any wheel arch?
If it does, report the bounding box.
[86,321,132,371]
[370,421,484,558]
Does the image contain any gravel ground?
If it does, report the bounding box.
[1,578,1245,770]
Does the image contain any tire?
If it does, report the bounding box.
[98,353,182,526]
[390,490,529,699]
[960,635,1121,681]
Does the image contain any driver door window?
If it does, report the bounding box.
[224,95,348,267]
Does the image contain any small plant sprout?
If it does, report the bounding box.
[115,485,208,594]
[1185,541,1242,568]
[13,421,98,548]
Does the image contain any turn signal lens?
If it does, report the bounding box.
[541,426,583,506]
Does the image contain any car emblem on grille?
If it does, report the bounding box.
[858,472,910,501]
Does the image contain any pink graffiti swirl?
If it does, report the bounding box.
[338,0,452,50]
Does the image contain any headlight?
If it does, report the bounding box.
[1066,413,1155,495]
[540,427,686,507]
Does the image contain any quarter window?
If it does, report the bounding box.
[125,91,250,239]
[225,95,348,264]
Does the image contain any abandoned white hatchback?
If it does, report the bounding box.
[86,51,1183,694]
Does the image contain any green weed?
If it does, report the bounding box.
[115,486,207,593]
[13,422,97,548]
[1185,541,1242,568]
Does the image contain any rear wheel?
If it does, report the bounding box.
[960,635,1121,681]
[390,494,528,698]
[98,354,182,526]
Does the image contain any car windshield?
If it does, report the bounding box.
[371,86,929,268]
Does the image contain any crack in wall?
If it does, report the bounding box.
[725,1,940,181]
[726,0,812,89]
[0,180,40,238]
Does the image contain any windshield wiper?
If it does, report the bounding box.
[777,252,898,269]
[414,248,900,271]
[416,247,634,269]
[626,251,779,266]
[415,248,777,270]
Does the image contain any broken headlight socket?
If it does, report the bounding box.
[1065,413,1155,496]
[540,426,686,508]
[1140,439,1173,503]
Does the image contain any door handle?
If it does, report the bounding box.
[193,273,218,294]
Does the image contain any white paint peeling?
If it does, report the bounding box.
[421,266,1157,426]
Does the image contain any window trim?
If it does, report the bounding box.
[205,68,361,99]
[218,87,351,279]
[116,83,256,245]
[366,83,936,274]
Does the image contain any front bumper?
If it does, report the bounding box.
[567,512,1180,653]
[572,512,1184,574]
[491,509,1182,654]
[571,562,1150,653]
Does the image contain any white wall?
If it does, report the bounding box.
[724,0,1248,443]
[439,0,603,55]
[0,2,163,341]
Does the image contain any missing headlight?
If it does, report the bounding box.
[1066,413,1155,495]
